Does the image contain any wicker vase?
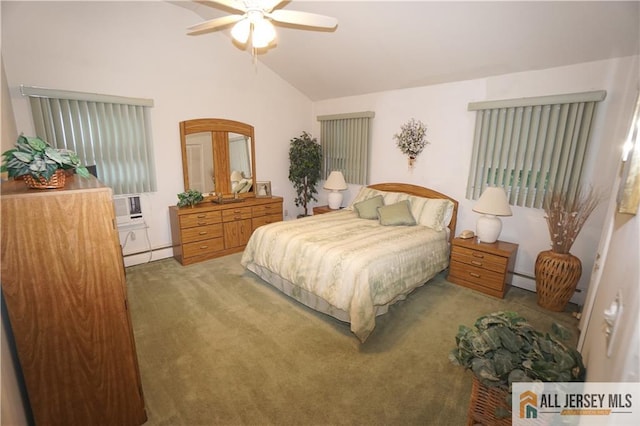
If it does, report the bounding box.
[466,377,511,426]
[23,169,66,189]
[535,250,582,311]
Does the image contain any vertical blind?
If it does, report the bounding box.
[22,85,156,195]
[317,111,375,185]
[466,90,606,208]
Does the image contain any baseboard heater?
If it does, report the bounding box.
[122,244,173,258]
[511,270,581,293]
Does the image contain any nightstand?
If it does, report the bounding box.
[313,205,335,215]
[447,237,518,298]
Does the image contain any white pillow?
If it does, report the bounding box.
[408,195,454,231]
[347,187,454,230]
[346,187,386,210]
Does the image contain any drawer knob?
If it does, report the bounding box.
[471,260,483,266]
[472,252,485,258]
[200,245,208,249]
[197,214,206,218]
[469,272,481,278]
[199,231,207,235]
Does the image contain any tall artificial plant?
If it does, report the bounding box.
[288,131,322,217]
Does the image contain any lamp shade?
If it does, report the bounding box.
[472,187,512,216]
[323,171,347,191]
[472,187,512,243]
[324,171,347,209]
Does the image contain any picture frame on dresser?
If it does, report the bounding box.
[256,181,272,197]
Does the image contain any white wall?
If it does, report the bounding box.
[1,0,312,265]
[579,170,640,383]
[3,3,638,296]
[312,55,640,304]
[1,53,30,426]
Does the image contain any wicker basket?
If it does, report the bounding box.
[23,169,66,189]
[535,250,582,311]
[467,377,512,426]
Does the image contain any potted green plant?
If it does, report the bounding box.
[177,189,204,208]
[288,131,322,217]
[450,311,585,421]
[2,135,90,189]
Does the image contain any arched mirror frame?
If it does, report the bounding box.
[180,118,256,199]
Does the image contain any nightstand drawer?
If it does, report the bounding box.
[448,237,518,298]
[451,246,508,274]
[448,260,505,291]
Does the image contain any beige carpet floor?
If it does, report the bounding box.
[125,253,579,426]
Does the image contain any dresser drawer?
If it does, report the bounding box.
[222,206,252,222]
[180,223,223,244]
[183,237,225,259]
[253,202,283,217]
[252,213,282,229]
[448,260,505,292]
[180,211,222,229]
[451,246,508,274]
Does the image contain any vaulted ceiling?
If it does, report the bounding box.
[171,1,640,101]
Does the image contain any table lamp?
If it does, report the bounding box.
[324,171,348,209]
[472,186,512,243]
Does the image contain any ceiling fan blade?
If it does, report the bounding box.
[262,0,285,13]
[187,14,245,36]
[203,0,248,14]
[269,10,338,29]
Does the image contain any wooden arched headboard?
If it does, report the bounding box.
[367,183,458,242]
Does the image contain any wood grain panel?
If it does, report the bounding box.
[367,183,458,242]
[1,177,146,426]
[169,197,283,265]
[180,223,224,244]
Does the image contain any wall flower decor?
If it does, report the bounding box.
[393,118,429,169]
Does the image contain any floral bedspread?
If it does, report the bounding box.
[241,210,450,342]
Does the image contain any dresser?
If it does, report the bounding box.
[0,176,147,426]
[447,237,518,298]
[169,196,283,265]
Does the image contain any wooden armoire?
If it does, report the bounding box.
[0,175,147,426]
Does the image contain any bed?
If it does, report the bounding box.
[241,183,458,342]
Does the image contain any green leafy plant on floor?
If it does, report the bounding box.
[450,311,585,417]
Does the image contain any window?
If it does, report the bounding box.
[317,111,375,185]
[466,90,606,208]
[22,85,156,195]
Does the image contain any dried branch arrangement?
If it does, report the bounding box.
[543,187,602,254]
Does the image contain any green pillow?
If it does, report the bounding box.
[377,200,417,226]
[354,195,384,219]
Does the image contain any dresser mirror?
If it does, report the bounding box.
[180,118,256,198]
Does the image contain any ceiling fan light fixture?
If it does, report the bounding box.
[251,18,276,48]
[231,19,251,44]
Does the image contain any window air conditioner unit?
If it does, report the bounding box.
[113,195,144,226]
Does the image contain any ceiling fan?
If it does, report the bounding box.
[187,0,338,49]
